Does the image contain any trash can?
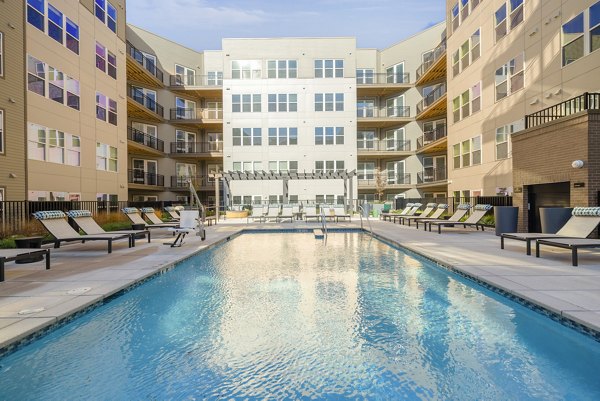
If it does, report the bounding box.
[539,207,573,233]
[494,206,518,236]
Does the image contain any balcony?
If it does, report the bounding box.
[127,85,164,122]
[358,173,411,189]
[169,141,223,159]
[169,74,223,98]
[416,83,446,120]
[415,40,447,86]
[127,170,165,190]
[169,108,223,130]
[126,41,164,87]
[357,139,411,158]
[417,168,447,187]
[525,92,600,129]
[356,73,412,97]
[357,106,411,128]
[127,127,165,156]
[417,125,447,154]
[170,175,216,191]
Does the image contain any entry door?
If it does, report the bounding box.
[176,130,196,153]
[132,159,145,183]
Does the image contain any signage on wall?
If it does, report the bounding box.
[574,182,585,188]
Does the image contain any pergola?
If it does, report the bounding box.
[210,170,357,215]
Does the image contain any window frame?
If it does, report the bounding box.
[231,60,261,79]
[268,127,298,146]
[232,94,262,113]
[314,59,344,78]
[562,12,585,66]
[315,127,344,145]
[315,93,344,112]
[232,128,262,146]
[495,53,525,102]
[267,93,298,112]
[267,59,297,79]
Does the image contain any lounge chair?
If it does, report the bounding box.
[278,205,294,222]
[163,206,181,221]
[247,206,265,223]
[66,210,150,244]
[392,203,422,223]
[140,208,180,227]
[403,203,448,226]
[0,248,51,282]
[417,204,471,230]
[501,207,600,255]
[292,204,301,220]
[265,204,280,222]
[320,204,336,221]
[304,205,320,222]
[427,204,492,234]
[333,205,351,222]
[122,207,178,229]
[32,211,132,253]
[165,210,200,247]
[399,203,437,225]
[381,203,413,221]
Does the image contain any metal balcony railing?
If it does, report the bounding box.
[525,92,600,129]
[169,108,223,120]
[356,73,411,85]
[356,139,411,152]
[417,168,447,184]
[169,74,223,87]
[416,83,447,115]
[126,41,164,83]
[127,127,164,152]
[127,170,164,187]
[170,175,215,189]
[416,40,447,82]
[357,106,411,118]
[169,141,223,154]
[417,125,447,149]
[358,173,411,186]
[127,85,164,117]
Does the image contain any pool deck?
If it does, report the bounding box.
[1,217,600,351]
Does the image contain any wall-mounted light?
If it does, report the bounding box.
[9,173,17,178]
[8,23,16,29]
[529,27,538,36]
[572,160,585,169]
[530,98,539,105]
[545,93,552,99]
[554,88,562,95]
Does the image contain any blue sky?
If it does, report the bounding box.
[126,0,446,51]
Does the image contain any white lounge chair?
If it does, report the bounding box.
[333,205,351,222]
[399,203,437,225]
[403,203,448,226]
[266,204,280,222]
[304,205,319,222]
[247,206,265,223]
[428,204,492,234]
[278,205,294,222]
[392,203,422,223]
[417,204,471,230]
[122,207,178,229]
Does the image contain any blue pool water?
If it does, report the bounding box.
[1,232,600,400]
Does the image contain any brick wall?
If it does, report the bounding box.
[512,111,600,231]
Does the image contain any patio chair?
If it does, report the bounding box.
[304,205,320,222]
[399,203,437,225]
[0,248,51,282]
[122,207,178,229]
[278,205,294,222]
[165,210,200,247]
[501,207,600,256]
[417,204,471,230]
[163,206,181,221]
[247,206,265,223]
[266,204,281,222]
[66,210,150,245]
[392,203,422,223]
[427,204,492,234]
[32,211,132,253]
[403,203,448,227]
[333,205,351,222]
[381,203,413,221]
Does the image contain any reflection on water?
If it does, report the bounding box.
[0,233,599,400]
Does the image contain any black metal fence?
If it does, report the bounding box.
[525,92,600,129]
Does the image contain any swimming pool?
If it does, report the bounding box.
[1,232,599,400]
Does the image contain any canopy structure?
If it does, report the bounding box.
[209,170,357,212]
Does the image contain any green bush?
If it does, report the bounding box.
[0,238,17,249]
[102,221,135,232]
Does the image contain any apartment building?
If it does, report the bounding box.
[445,0,600,199]
[125,24,446,206]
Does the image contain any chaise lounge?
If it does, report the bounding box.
[66,210,150,245]
[0,248,51,282]
[427,204,492,234]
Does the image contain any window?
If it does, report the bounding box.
[496,0,524,42]
[105,50,117,79]
[96,42,106,72]
[267,94,298,112]
[0,32,3,77]
[453,86,477,123]
[231,60,261,79]
[357,99,375,117]
[315,93,344,111]
[495,120,524,159]
[175,130,196,153]
[96,142,118,172]
[461,0,470,22]
[315,127,344,145]
[471,136,482,165]
[47,4,63,44]
[66,76,80,110]
[357,131,375,149]
[95,0,117,33]
[495,53,524,101]
[28,55,46,96]
[232,128,261,146]
[591,2,600,53]
[267,60,297,78]
[357,162,375,180]
[453,29,481,76]
[562,13,585,66]
[175,64,195,86]
[96,92,117,125]
[0,110,3,154]
[28,123,80,166]
[48,67,64,104]
[357,69,374,84]
[232,94,262,112]
[207,71,223,86]
[108,98,117,125]
[268,128,298,145]
[461,140,471,167]
[453,144,460,169]
[452,50,460,77]
[471,82,481,114]
[314,59,344,78]
[315,160,344,173]
[453,135,482,168]
[232,162,261,173]
[66,18,79,54]
[27,0,45,32]
[268,161,298,173]
[27,55,80,110]
[471,29,481,63]
[386,63,405,83]
[452,3,459,32]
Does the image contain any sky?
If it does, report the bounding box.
[125,0,446,51]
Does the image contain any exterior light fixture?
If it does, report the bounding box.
[572,160,585,169]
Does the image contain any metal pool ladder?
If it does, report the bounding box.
[320,209,328,243]
[358,206,372,233]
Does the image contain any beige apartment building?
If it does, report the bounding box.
[0,0,128,202]
[445,0,600,200]
[125,23,446,206]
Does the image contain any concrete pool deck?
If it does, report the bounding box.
[1,217,600,351]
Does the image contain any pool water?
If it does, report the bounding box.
[1,233,599,400]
